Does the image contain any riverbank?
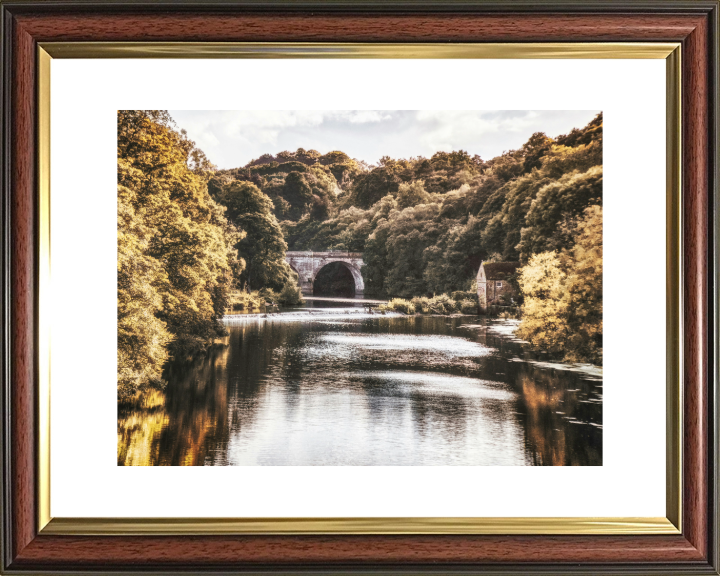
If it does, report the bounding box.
[223,306,403,323]
[120,308,603,466]
[378,293,478,315]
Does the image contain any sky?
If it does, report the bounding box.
[168,110,601,170]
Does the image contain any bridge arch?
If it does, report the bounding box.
[312,261,364,297]
[285,251,365,297]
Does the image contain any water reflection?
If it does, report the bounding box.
[118,307,602,466]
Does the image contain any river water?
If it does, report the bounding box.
[118,301,602,466]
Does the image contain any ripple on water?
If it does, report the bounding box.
[320,333,495,357]
[353,371,515,401]
[509,358,603,380]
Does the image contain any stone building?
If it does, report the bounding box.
[476,261,521,313]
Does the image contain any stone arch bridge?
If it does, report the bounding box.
[285,251,364,296]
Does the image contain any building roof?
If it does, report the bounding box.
[481,261,521,280]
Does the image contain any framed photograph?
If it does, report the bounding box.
[1,1,717,574]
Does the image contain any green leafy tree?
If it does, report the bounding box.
[351,165,402,208]
[117,110,241,398]
[210,114,603,315]
[117,183,172,401]
[561,205,603,363]
[521,132,553,172]
[516,205,603,364]
[517,166,602,259]
[396,180,430,209]
[282,171,314,220]
[423,215,485,294]
[516,251,571,356]
[363,221,391,295]
[216,180,292,291]
[556,112,603,147]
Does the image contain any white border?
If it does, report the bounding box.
[50,58,666,518]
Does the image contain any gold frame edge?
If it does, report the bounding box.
[41,516,679,536]
[38,42,679,59]
[665,45,683,532]
[36,41,684,536]
[37,46,52,533]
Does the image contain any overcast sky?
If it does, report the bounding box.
[168,110,601,170]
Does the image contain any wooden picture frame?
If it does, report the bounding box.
[1,1,717,573]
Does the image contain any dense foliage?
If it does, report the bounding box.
[118,111,307,400]
[117,111,242,400]
[279,113,602,301]
[119,111,604,398]
[212,180,292,291]
[516,205,603,364]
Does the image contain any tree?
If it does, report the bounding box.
[215,114,603,311]
[396,180,430,209]
[516,205,603,365]
[521,132,552,172]
[217,180,292,291]
[517,166,602,260]
[516,252,571,357]
[319,150,352,165]
[556,112,603,148]
[117,183,172,401]
[282,171,314,220]
[429,150,482,174]
[351,165,402,208]
[377,203,443,297]
[562,205,603,363]
[422,215,484,294]
[117,110,241,398]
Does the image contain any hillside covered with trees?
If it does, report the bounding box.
[207,114,602,300]
[118,111,603,401]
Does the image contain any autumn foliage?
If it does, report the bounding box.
[517,205,603,364]
[118,111,604,402]
[117,111,242,401]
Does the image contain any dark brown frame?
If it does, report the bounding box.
[1,1,718,573]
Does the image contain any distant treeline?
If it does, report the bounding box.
[209,113,602,299]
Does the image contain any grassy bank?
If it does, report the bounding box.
[378,292,478,315]
[227,286,304,314]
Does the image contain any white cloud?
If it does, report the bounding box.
[346,111,393,124]
[168,110,600,169]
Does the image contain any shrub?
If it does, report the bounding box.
[408,294,462,315]
[278,281,304,306]
[228,290,264,312]
[277,271,305,306]
[431,293,459,314]
[451,290,477,302]
[498,309,519,320]
[411,296,432,313]
[259,287,280,304]
[379,298,416,314]
[432,301,448,314]
[459,299,478,314]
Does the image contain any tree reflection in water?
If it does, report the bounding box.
[518,370,602,466]
[118,309,602,466]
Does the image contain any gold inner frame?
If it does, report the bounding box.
[36,42,683,536]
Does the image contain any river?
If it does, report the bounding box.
[118,300,602,466]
